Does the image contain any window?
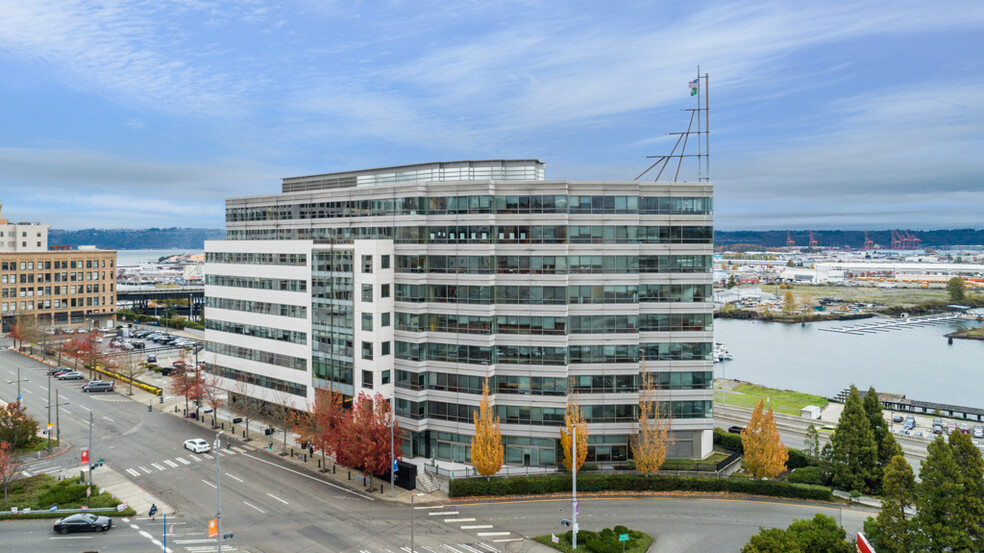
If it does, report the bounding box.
[362,341,374,360]
[381,370,391,385]
[361,284,373,302]
[362,370,374,389]
[381,284,390,298]
[382,341,391,356]
[362,255,373,273]
[381,255,391,269]
[362,312,373,331]
[381,312,391,327]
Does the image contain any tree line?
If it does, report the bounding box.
[715,229,984,248]
[48,227,223,249]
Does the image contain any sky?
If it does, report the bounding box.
[0,1,982,231]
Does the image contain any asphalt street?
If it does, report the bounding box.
[1,343,881,553]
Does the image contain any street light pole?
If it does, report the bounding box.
[88,411,93,486]
[214,432,223,553]
[9,367,29,404]
[572,424,578,550]
[56,389,61,444]
[390,407,395,498]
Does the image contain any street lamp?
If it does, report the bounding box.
[410,492,424,553]
[46,388,70,452]
[562,426,579,549]
[7,366,29,404]
[213,431,223,553]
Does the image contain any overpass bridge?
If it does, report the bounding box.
[117,286,204,318]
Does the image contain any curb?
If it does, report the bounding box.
[40,442,73,461]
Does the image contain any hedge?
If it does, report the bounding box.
[448,472,833,501]
[85,364,163,396]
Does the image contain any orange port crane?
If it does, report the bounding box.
[809,232,819,248]
[863,232,875,250]
[786,231,795,248]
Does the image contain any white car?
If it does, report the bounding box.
[183,438,211,454]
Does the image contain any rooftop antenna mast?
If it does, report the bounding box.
[635,67,709,182]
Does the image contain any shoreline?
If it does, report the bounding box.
[714,310,873,324]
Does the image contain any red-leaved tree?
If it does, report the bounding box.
[294,386,345,472]
[0,440,21,500]
[338,392,402,490]
[170,369,204,417]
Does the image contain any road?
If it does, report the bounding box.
[2,343,880,553]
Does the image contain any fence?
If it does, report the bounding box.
[1,506,123,516]
[424,463,558,479]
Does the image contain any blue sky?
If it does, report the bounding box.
[0,1,982,230]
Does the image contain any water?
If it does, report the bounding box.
[115,249,203,266]
[714,316,984,408]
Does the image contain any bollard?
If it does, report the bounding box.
[159,395,163,404]
[243,430,246,438]
[348,470,351,480]
[221,422,224,430]
[333,465,336,474]
[304,454,307,462]
[148,402,152,412]
[380,484,384,495]
[318,459,321,469]
[291,448,294,457]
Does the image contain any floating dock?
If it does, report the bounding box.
[818,313,963,335]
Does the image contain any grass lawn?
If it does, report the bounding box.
[17,438,59,454]
[536,528,653,553]
[715,382,828,416]
[0,474,135,519]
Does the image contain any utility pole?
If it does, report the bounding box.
[9,366,29,404]
[214,432,223,553]
[56,389,61,444]
[572,424,578,550]
[88,411,93,486]
[390,405,395,498]
[410,492,415,553]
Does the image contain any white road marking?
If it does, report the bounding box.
[242,452,376,501]
[429,511,458,516]
[476,532,511,537]
[201,479,217,489]
[266,492,288,505]
[164,459,178,467]
[62,408,71,415]
[189,455,202,462]
[126,468,141,477]
[231,446,247,453]
[243,501,265,513]
[139,466,152,474]
[492,539,523,543]
[152,463,165,470]
[445,518,476,522]
[456,544,486,553]
[461,525,494,529]
[21,470,31,477]
[139,530,153,539]
[23,388,33,394]
[414,505,444,509]
[174,538,219,544]
[77,404,91,412]
[442,546,465,553]
[176,457,191,464]
[39,385,48,391]
[49,536,93,540]
[400,547,421,553]
[421,546,441,553]
[225,472,243,483]
[203,453,214,459]
[102,415,114,422]
[222,448,235,455]
[130,523,140,529]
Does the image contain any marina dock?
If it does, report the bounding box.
[818,313,963,335]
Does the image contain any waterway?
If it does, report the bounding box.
[714,316,984,409]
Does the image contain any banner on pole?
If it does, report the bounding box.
[208,518,218,538]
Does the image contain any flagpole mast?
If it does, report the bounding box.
[696,65,701,181]
[704,71,710,181]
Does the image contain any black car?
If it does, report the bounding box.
[52,513,112,534]
[727,425,745,434]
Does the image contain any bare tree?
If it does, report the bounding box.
[271,386,296,455]
[231,377,259,441]
[116,352,141,395]
[0,440,21,500]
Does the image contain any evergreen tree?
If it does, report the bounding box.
[830,386,877,493]
[741,528,802,553]
[862,387,890,491]
[946,276,967,303]
[948,431,984,550]
[786,514,853,553]
[913,436,963,552]
[863,455,915,553]
[879,433,904,470]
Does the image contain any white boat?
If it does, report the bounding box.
[714,343,732,363]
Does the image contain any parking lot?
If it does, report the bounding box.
[888,410,984,446]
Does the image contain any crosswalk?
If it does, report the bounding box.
[87,393,131,402]
[420,506,522,544]
[388,542,500,553]
[122,446,249,478]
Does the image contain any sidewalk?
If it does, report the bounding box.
[54,464,175,516]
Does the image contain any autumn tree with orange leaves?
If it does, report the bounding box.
[338,392,402,490]
[560,389,588,471]
[471,377,503,477]
[632,370,672,476]
[741,398,788,478]
[294,385,345,471]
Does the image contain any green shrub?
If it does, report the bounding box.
[787,466,824,485]
[37,480,88,506]
[786,448,811,469]
[713,427,744,452]
[449,472,832,501]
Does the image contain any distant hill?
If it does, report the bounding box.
[49,228,224,250]
[714,229,984,249]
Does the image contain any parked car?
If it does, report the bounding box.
[133,341,146,350]
[183,438,211,453]
[960,423,971,434]
[947,421,957,434]
[82,380,115,393]
[892,414,904,423]
[933,423,944,434]
[727,425,744,434]
[56,371,84,380]
[146,355,157,364]
[52,513,112,534]
[158,366,177,376]
[903,416,916,430]
[974,425,984,439]
[48,366,71,376]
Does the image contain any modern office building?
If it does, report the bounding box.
[0,205,117,332]
[204,159,715,465]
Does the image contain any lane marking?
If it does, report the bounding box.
[266,492,288,505]
[152,463,165,471]
[203,453,214,459]
[23,388,33,394]
[139,530,153,539]
[492,539,523,543]
[448,495,877,515]
[476,532,511,537]
[455,544,486,553]
[189,455,202,462]
[39,385,48,391]
[231,446,247,453]
[49,536,93,540]
[445,518,476,522]
[477,544,499,552]
[429,510,458,516]
[201,479,217,489]
[242,452,376,501]
[415,505,444,509]
[176,457,191,465]
[225,472,244,483]
[164,459,178,467]
[126,468,141,477]
[441,546,464,553]
[103,415,115,422]
[21,470,31,477]
[461,525,494,529]
[62,408,72,415]
[139,466,152,474]
[77,404,91,412]
[243,501,265,513]
[174,538,219,544]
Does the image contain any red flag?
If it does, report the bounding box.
[86,486,91,497]
[81,449,89,465]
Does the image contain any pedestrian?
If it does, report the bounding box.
[149,503,158,521]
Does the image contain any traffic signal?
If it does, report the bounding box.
[561,519,571,526]
[223,532,234,540]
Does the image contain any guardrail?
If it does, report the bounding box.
[1,507,122,515]
[424,463,558,479]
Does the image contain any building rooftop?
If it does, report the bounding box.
[281,159,545,193]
